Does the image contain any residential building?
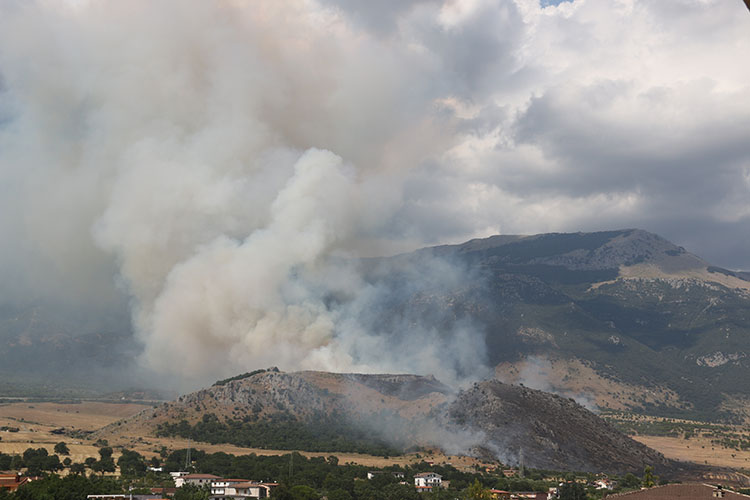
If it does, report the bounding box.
[0,473,28,493]
[367,471,406,480]
[209,480,275,499]
[175,473,221,488]
[608,484,750,500]
[414,472,442,492]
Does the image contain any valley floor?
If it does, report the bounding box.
[2,400,750,475]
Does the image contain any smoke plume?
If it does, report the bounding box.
[1,0,749,390]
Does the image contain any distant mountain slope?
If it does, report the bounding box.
[4,229,748,420]
[355,229,750,420]
[98,369,674,474]
[0,303,136,397]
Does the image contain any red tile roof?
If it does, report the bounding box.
[610,484,750,500]
[0,474,28,492]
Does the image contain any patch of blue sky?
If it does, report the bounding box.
[540,0,574,6]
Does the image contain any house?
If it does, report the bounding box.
[175,473,221,488]
[593,478,614,490]
[211,478,250,497]
[230,482,272,499]
[150,487,177,497]
[607,484,750,500]
[512,491,548,500]
[367,471,406,480]
[170,471,189,482]
[209,480,275,499]
[0,473,28,493]
[491,489,512,499]
[414,472,442,492]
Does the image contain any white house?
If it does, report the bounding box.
[594,479,614,490]
[367,471,406,480]
[211,479,249,496]
[414,472,442,492]
[209,481,273,499]
[175,473,221,488]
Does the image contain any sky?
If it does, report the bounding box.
[1,0,749,387]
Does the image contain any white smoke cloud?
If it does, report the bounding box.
[1,0,749,388]
[127,148,360,380]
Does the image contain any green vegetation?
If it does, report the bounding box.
[53,442,70,456]
[10,475,122,500]
[0,446,681,500]
[155,412,401,456]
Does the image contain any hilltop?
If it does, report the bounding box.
[97,369,675,475]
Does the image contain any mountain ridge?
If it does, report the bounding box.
[353,228,750,421]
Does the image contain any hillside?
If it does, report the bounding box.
[353,229,750,421]
[98,369,675,475]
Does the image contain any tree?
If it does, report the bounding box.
[559,482,587,500]
[465,479,493,500]
[353,480,383,500]
[382,483,419,500]
[327,489,352,500]
[93,459,116,475]
[54,442,70,455]
[370,472,397,489]
[12,474,122,500]
[621,473,642,490]
[642,466,658,488]
[0,452,11,471]
[289,485,320,500]
[118,449,146,476]
[271,484,295,500]
[173,484,210,500]
[70,463,86,475]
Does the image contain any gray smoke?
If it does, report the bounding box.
[0,0,749,391]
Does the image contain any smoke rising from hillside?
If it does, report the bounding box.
[1,0,749,389]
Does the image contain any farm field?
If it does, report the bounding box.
[3,400,750,472]
[0,400,474,470]
[633,435,750,469]
[0,401,153,464]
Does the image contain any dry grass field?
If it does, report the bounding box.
[2,399,749,474]
[0,400,489,471]
[633,435,750,469]
[0,401,153,464]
